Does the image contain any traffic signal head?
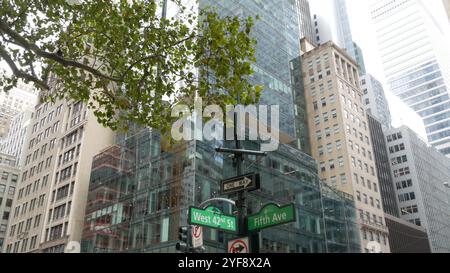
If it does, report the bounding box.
[178,226,189,242]
[176,241,188,252]
[176,226,191,252]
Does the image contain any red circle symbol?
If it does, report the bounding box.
[229,239,248,253]
[193,226,202,239]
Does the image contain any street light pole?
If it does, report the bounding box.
[162,0,168,19]
[215,109,267,253]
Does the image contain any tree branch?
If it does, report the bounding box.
[9,1,33,26]
[0,18,122,83]
[120,33,196,80]
[0,44,50,90]
[29,63,37,78]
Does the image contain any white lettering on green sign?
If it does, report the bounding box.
[248,203,296,231]
[189,206,237,232]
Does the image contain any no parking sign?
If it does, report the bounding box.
[228,237,249,253]
[192,225,203,248]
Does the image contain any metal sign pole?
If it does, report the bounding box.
[214,112,267,253]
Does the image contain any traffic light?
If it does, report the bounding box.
[176,226,191,253]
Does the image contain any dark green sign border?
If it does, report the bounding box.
[187,205,238,234]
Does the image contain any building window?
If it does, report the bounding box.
[331,176,337,187]
[329,160,335,170]
[320,162,326,173]
[3,211,10,220]
[323,112,329,122]
[340,174,347,184]
[336,140,342,150]
[338,157,344,167]
[30,236,37,250]
[353,173,359,184]
[330,95,336,104]
[49,224,64,241]
[313,101,318,111]
[315,116,320,126]
[316,131,322,140]
[333,124,340,135]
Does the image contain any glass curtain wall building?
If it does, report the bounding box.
[320,182,361,253]
[371,0,450,157]
[199,0,301,140]
[80,128,360,253]
[80,0,360,253]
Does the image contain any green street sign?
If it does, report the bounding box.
[248,203,296,231]
[188,206,237,233]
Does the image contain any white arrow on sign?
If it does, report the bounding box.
[224,177,253,191]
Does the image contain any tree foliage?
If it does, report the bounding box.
[0,0,262,132]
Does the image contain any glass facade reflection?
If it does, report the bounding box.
[371,0,450,157]
[80,0,360,253]
[80,128,360,253]
[200,0,301,139]
[320,182,361,253]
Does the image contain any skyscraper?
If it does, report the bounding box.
[301,39,390,253]
[310,0,356,59]
[297,0,317,45]
[385,126,450,253]
[367,115,397,217]
[367,115,432,253]
[2,98,115,253]
[371,0,450,157]
[0,153,19,252]
[353,42,367,76]
[361,74,392,130]
[0,82,37,139]
[199,0,304,140]
[0,109,34,167]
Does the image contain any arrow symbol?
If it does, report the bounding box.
[221,173,260,194]
[233,244,245,253]
[243,177,252,188]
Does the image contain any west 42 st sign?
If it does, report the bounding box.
[188,206,237,233]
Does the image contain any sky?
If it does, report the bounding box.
[345,0,450,141]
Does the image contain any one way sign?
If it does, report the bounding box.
[220,173,260,195]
